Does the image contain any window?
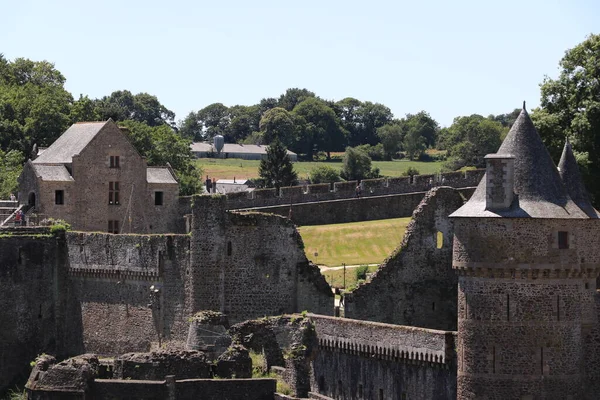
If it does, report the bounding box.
[55,190,64,205]
[109,155,120,168]
[155,191,164,206]
[109,182,120,205]
[558,231,569,249]
[108,220,119,234]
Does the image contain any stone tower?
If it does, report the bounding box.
[450,104,600,399]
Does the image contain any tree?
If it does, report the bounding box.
[118,120,202,195]
[181,103,230,142]
[356,102,393,145]
[533,34,600,204]
[259,107,297,148]
[335,97,363,147]
[95,90,175,127]
[439,115,503,170]
[70,94,99,123]
[293,97,346,159]
[309,165,340,184]
[376,122,404,160]
[0,149,23,199]
[258,138,298,191]
[340,146,380,181]
[226,105,260,143]
[0,57,72,155]
[278,88,315,111]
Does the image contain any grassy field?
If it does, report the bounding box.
[322,265,380,290]
[297,217,411,267]
[195,158,443,181]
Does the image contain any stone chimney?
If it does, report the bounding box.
[484,153,515,210]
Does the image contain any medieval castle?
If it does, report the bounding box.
[1,104,599,399]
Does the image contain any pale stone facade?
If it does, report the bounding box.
[18,120,180,233]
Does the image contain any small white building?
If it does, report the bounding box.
[214,179,255,194]
[190,142,298,161]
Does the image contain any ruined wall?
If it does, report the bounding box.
[224,169,484,210]
[0,229,83,393]
[344,187,465,330]
[309,314,457,400]
[67,232,191,354]
[189,195,333,323]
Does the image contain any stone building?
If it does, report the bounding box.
[450,105,600,399]
[18,120,180,233]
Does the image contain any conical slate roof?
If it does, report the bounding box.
[558,139,599,218]
[451,104,590,219]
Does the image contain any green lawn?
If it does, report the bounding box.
[322,265,380,290]
[297,217,411,267]
[195,158,442,181]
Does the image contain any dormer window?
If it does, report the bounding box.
[110,155,120,168]
[558,231,569,249]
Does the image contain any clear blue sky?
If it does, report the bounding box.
[3,0,599,126]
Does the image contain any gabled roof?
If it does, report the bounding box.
[451,104,590,219]
[558,139,599,218]
[33,121,109,164]
[147,167,177,184]
[191,142,297,156]
[32,164,73,182]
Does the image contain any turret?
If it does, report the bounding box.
[450,103,600,399]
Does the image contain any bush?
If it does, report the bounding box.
[355,144,385,161]
[355,265,369,281]
[309,165,340,184]
[402,167,420,177]
[340,147,380,181]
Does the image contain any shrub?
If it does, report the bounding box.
[402,167,420,177]
[355,265,369,281]
[309,165,340,184]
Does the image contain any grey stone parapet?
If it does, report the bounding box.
[308,313,456,368]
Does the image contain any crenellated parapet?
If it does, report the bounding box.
[309,314,456,367]
[221,169,484,210]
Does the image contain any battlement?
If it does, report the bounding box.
[223,169,484,209]
[66,232,189,281]
[309,314,456,367]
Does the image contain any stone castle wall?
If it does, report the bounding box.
[189,196,333,323]
[309,314,457,400]
[453,217,600,400]
[67,232,192,354]
[219,169,484,210]
[344,187,465,330]
[0,229,83,392]
[234,188,475,226]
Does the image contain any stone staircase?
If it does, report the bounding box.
[0,200,19,227]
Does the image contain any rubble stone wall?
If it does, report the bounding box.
[344,187,465,330]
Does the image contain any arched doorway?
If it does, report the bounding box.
[28,192,36,208]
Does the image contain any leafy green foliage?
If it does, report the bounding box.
[533,33,600,205]
[309,165,340,184]
[94,90,175,127]
[258,138,298,191]
[293,97,346,159]
[439,115,503,170]
[259,107,297,148]
[0,56,72,155]
[355,265,369,281]
[118,120,202,195]
[0,149,23,198]
[402,166,420,177]
[376,122,404,160]
[340,147,380,181]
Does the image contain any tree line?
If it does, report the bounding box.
[0,33,599,203]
